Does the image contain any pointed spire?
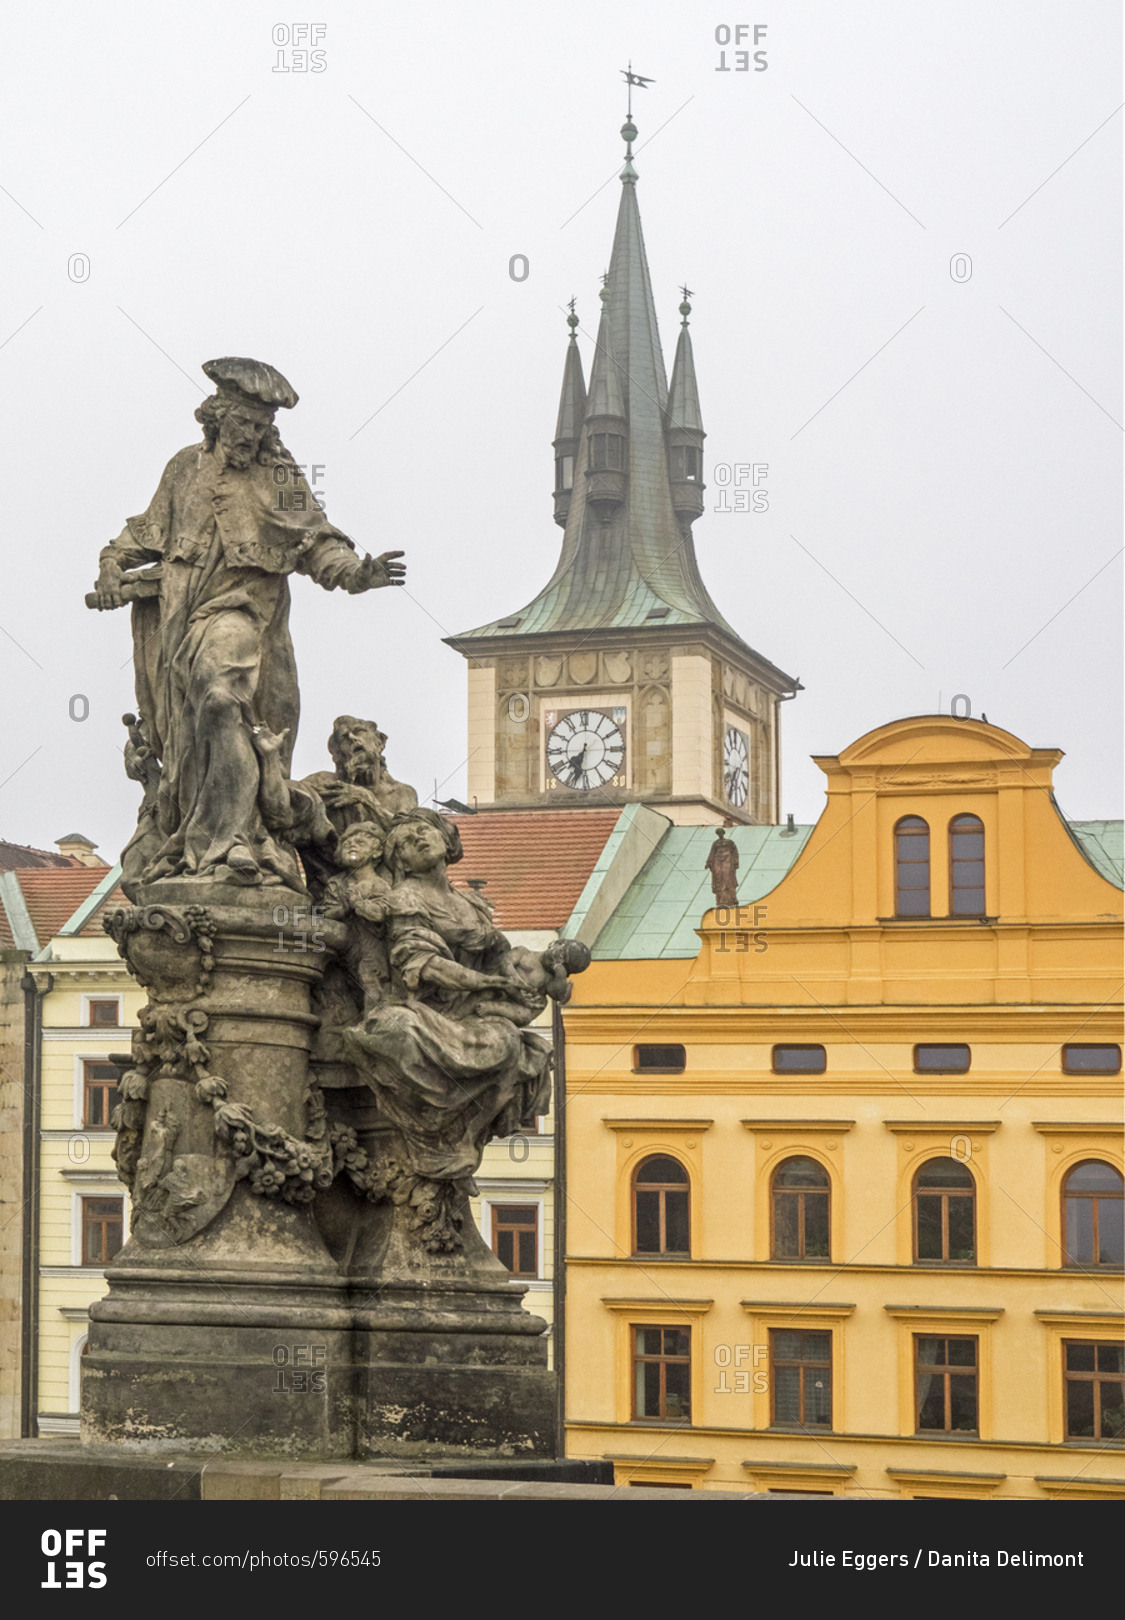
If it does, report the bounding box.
[585,282,627,421]
[583,282,628,523]
[666,287,705,536]
[452,106,794,679]
[667,289,704,435]
[552,302,586,528]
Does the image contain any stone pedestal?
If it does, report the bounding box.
[350,1198,555,1460]
[82,884,354,1456]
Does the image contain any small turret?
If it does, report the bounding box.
[666,288,705,537]
[583,279,628,524]
[552,302,586,528]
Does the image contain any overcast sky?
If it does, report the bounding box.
[1,0,1120,863]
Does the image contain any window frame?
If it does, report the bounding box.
[488,1201,541,1279]
[948,813,986,917]
[81,1060,121,1129]
[894,815,931,918]
[632,1044,686,1074]
[768,1327,834,1431]
[81,993,122,1028]
[79,1194,124,1268]
[631,1154,691,1259]
[631,1324,692,1424]
[770,1156,832,1262]
[913,1043,972,1074]
[770,1044,827,1075]
[913,1333,980,1436]
[1063,1339,1125,1443]
[1062,1159,1124,1269]
[912,1156,977,1266]
[1062,1044,1122,1075]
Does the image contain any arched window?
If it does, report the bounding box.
[1063,1161,1124,1267]
[949,814,986,916]
[633,1155,690,1257]
[895,817,930,917]
[771,1157,830,1261]
[913,1157,976,1264]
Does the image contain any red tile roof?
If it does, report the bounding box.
[447,808,621,930]
[15,868,117,947]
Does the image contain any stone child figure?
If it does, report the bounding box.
[705,823,740,909]
[89,356,406,892]
[321,820,395,1015]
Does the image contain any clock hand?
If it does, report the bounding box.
[568,743,589,786]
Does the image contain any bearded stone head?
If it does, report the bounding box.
[328,716,387,785]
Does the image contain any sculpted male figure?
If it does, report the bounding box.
[90,357,405,891]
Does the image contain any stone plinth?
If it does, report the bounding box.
[83,885,354,1455]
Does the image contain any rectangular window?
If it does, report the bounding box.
[1064,1342,1125,1441]
[491,1205,538,1278]
[915,1335,978,1434]
[87,999,119,1027]
[633,1044,686,1073]
[913,1044,971,1074]
[1063,1044,1122,1075]
[633,1326,691,1422]
[82,1061,121,1128]
[771,1044,827,1074]
[770,1329,833,1428]
[81,1197,124,1267]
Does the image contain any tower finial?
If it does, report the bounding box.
[620,63,652,181]
[567,296,579,336]
[679,284,694,325]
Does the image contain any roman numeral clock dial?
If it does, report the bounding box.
[546,709,625,790]
[724,725,749,808]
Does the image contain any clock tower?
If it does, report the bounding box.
[447,112,800,826]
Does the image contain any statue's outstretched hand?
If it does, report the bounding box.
[349,550,406,592]
[91,561,127,611]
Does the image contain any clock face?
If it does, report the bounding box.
[724,725,749,807]
[546,708,625,790]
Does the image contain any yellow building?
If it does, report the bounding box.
[560,716,1124,1497]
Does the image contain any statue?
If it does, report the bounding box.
[89,356,405,893]
[706,823,740,909]
[83,356,589,1460]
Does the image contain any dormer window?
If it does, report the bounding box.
[590,433,625,471]
[554,454,575,492]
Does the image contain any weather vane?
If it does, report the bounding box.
[679,284,694,303]
[621,61,654,119]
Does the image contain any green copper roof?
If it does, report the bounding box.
[1068,820,1124,889]
[587,822,814,959]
